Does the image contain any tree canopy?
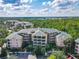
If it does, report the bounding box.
[48,51,67,59]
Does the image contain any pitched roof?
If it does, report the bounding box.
[15,21,33,26]
[75,38,79,43]
[56,32,72,40]
[6,32,22,40]
[18,28,60,34]
[32,29,46,36]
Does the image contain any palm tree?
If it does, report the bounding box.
[41,47,46,55]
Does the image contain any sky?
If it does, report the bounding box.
[0,0,79,17]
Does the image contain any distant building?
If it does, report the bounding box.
[75,38,79,54]
[14,22,33,28]
[4,20,33,30]
[6,28,71,49]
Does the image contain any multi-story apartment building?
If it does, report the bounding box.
[56,32,72,47]
[6,28,71,49]
[75,38,79,54]
[32,29,47,46]
[18,28,60,45]
[4,20,33,30]
[18,33,31,47]
[48,32,59,43]
[6,32,23,49]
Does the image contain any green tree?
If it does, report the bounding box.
[33,46,46,56]
[33,46,42,55]
[0,48,7,57]
[41,47,46,55]
[48,55,56,59]
[27,44,33,52]
[52,51,67,59]
[47,51,67,59]
[64,38,72,54]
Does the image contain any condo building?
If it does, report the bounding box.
[6,28,71,49]
[4,20,33,30]
[32,29,47,46]
[56,32,72,47]
[75,38,79,54]
[6,32,23,48]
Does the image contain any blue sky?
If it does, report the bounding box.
[0,0,79,17]
[3,0,18,3]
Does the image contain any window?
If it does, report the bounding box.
[34,42,37,44]
[38,36,41,38]
[7,39,10,41]
[38,42,41,44]
[8,42,10,44]
[76,43,79,45]
[42,43,45,45]
[34,39,37,41]
[34,36,41,38]
[42,40,45,42]
[8,44,10,47]
[76,46,78,48]
[42,36,45,39]
[34,36,37,38]
[37,39,41,41]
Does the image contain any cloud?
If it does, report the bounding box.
[0,0,78,17]
[35,0,79,17]
[0,8,79,17]
[0,0,4,5]
[20,0,32,4]
[42,1,51,6]
[42,2,46,6]
[51,0,79,9]
[20,0,29,3]
[0,0,3,3]
[68,0,78,3]
[0,0,32,11]
[29,0,32,3]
